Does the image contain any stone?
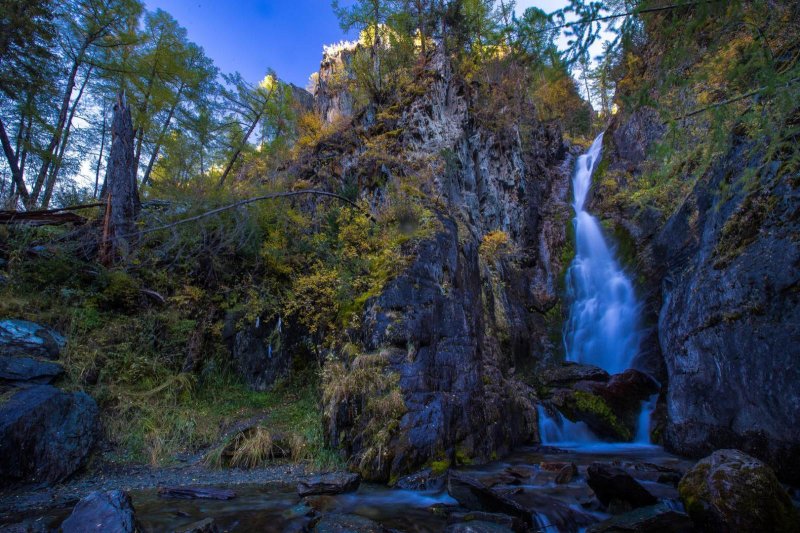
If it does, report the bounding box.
[0,385,98,486]
[176,518,218,533]
[447,511,525,533]
[312,513,387,533]
[61,490,139,533]
[157,486,236,500]
[678,449,799,532]
[586,502,694,533]
[394,468,446,491]
[0,320,65,359]
[446,471,533,528]
[586,463,657,510]
[539,362,610,388]
[555,463,578,484]
[298,472,361,497]
[0,355,64,386]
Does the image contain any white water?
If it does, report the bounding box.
[564,133,641,375]
[538,133,655,448]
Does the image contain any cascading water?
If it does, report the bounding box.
[538,133,654,447]
[564,133,641,374]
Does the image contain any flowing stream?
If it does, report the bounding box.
[541,133,651,447]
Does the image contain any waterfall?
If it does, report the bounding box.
[564,133,641,375]
[539,133,655,447]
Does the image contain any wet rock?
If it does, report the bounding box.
[539,461,572,473]
[551,389,631,441]
[0,355,63,387]
[653,139,800,483]
[505,465,536,480]
[540,362,610,388]
[555,463,578,484]
[503,490,598,531]
[311,513,388,533]
[446,472,533,528]
[587,463,657,510]
[0,384,98,486]
[222,312,288,391]
[678,449,799,532]
[298,472,361,497]
[0,319,65,359]
[447,511,525,533]
[176,518,218,533]
[394,468,446,491]
[444,521,514,533]
[586,502,694,533]
[0,520,50,532]
[61,490,139,533]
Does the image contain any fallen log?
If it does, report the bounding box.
[157,486,236,500]
[0,210,87,226]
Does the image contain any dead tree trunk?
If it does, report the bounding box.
[102,92,140,262]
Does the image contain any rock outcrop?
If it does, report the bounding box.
[0,319,65,359]
[222,312,289,391]
[319,44,571,481]
[678,449,799,532]
[0,384,98,486]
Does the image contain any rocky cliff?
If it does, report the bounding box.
[314,46,573,481]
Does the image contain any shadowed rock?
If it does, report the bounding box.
[311,513,387,533]
[587,463,657,510]
[586,502,694,533]
[0,355,63,387]
[0,320,65,359]
[678,449,799,532]
[298,472,361,497]
[0,385,97,486]
[61,490,139,533]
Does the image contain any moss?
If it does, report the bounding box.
[430,458,451,475]
[455,446,473,466]
[570,391,632,441]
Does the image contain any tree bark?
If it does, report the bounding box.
[103,92,140,260]
[0,117,30,204]
[94,101,108,198]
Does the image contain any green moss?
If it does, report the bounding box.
[571,391,632,441]
[455,446,473,466]
[430,458,451,475]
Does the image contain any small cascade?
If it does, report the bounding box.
[635,394,658,444]
[537,406,598,445]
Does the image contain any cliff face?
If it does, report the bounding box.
[602,105,800,483]
[315,47,571,480]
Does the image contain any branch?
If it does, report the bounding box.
[123,189,373,238]
[546,0,724,33]
[669,77,800,122]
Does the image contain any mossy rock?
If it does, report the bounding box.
[678,449,800,533]
[553,389,632,441]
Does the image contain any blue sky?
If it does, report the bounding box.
[146,0,569,88]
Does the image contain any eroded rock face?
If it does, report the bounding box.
[0,319,65,359]
[61,490,139,533]
[655,140,800,482]
[320,46,571,481]
[678,449,799,532]
[297,472,361,497]
[223,312,288,391]
[0,355,64,387]
[0,385,98,486]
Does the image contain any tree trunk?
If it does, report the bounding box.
[30,45,87,207]
[103,92,140,261]
[41,66,93,208]
[216,110,263,188]
[94,101,108,199]
[141,82,185,187]
[0,117,30,204]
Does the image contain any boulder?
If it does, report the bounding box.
[678,449,799,532]
[555,463,578,484]
[312,513,387,533]
[540,362,610,388]
[298,472,361,497]
[446,471,533,528]
[61,490,139,533]
[586,502,694,533]
[394,467,446,491]
[447,511,525,533]
[551,389,632,441]
[0,355,64,386]
[0,384,98,486]
[587,463,657,510]
[157,486,236,500]
[0,320,65,359]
